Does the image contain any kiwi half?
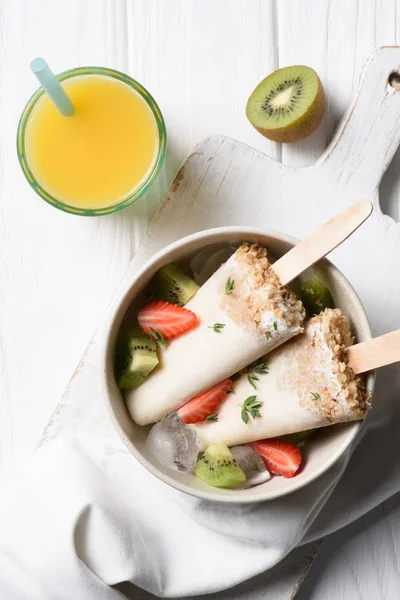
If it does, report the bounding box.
[246,65,326,143]
[152,263,199,306]
[194,443,246,488]
[115,330,159,390]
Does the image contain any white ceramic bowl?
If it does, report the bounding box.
[101,227,374,503]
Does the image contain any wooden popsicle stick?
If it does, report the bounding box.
[347,330,400,374]
[272,200,373,286]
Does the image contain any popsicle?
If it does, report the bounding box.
[126,201,372,426]
[127,242,305,425]
[190,308,371,450]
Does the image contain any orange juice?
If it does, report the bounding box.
[18,68,166,215]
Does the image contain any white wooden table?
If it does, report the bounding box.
[1,1,400,598]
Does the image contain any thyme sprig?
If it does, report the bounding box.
[244,359,269,389]
[225,277,235,295]
[205,413,219,422]
[241,395,263,424]
[208,323,225,333]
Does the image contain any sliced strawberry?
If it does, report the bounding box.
[177,379,232,424]
[138,300,198,340]
[248,439,302,478]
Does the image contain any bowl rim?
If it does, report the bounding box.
[100,225,375,503]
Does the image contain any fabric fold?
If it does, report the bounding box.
[0,364,398,600]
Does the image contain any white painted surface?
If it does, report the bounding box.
[1,1,400,599]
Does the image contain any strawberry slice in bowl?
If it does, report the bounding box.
[248,439,302,478]
[177,379,233,424]
[138,300,198,342]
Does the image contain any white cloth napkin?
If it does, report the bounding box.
[0,366,399,600]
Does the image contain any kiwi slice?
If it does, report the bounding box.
[115,330,159,390]
[194,443,246,488]
[152,263,199,306]
[246,65,326,143]
[300,276,334,317]
[283,429,317,446]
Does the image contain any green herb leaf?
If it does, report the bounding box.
[225,277,235,295]
[247,374,259,389]
[310,392,321,401]
[208,323,225,333]
[273,320,278,331]
[205,413,219,422]
[251,408,261,418]
[244,395,257,406]
[241,395,263,424]
[253,319,260,325]
[234,360,269,391]
[265,331,272,340]
[149,327,166,348]
[249,359,269,375]
[250,401,263,409]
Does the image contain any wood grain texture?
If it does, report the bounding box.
[2,2,400,600]
[297,493,400,600]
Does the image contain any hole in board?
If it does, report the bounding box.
[388,71,400,90]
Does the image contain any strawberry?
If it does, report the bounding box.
[248,439,302,478]
[138,300,198,341]
[177,379,233,424]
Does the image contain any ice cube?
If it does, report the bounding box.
[147,413,200,473]
[190,245,236,285]
[230,445,271,488]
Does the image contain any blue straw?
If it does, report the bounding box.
[30,58,75,117]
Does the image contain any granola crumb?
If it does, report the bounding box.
[221,242,306,335]
[298,308,370,421]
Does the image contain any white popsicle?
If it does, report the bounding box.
[190,308,370,450]
[127,243,305,425]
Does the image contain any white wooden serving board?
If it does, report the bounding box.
[39,47,400,599]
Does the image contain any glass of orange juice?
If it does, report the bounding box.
[17,66,166,216]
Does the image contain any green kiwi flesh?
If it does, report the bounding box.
[115,331,159,390]
[283,429,317,446]
[246,65,326,143]
[152,263,199,306]
[300,276,334,317]
[194,443,246,488]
